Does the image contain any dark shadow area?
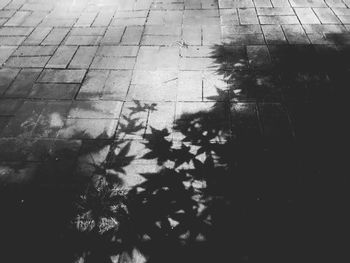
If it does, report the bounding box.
[1,34,350,263]
[0,102,150,263]
[126,38,350,262]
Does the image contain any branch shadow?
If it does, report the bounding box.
[1,32,350,263]
[0,100,151,263]
[125,35,350,263]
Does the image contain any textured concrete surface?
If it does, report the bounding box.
[0,0,349,186]
[1,0,350,262]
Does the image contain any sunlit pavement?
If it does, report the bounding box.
[0,0,349,262]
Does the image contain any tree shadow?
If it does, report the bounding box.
[1,33,350,263]
[0,100,151,263]
[124,36,349,262]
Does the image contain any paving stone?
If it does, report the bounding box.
[90,57,136,70]
[0,98,22,116]
[254,0,273,7]
[13,45,57,56]
[74,12,97,27]
[0,18,7,26]
[182,25,201,45]
[209,45,247,71]
[135,0,153,10]
[0,116,10,132]
[112,17,146,26]
[92,11,115,27]
[0,0,348,195]
[45,46,77,68]
[115,10,148,18]
[77,142,110,175]
[116,101,149,139]
[0,10,15,18]
[4,0,26,10]
[0,68,19,95]
[147,10,183,25]
[4,69,41,98]
[0,101,45,138]
[23,26,52,45]
[28,83,79,99]
[121,26,143,45]
[271,0,291,6]
[4,11,31,26]
[325,0,347,7]
[283,24,310,44]
[338,15,350,23]
[219,0,255,8]
[127,83,177,101]
[69,46,98,69]
[4,56,50,68]
[20,2,55,11]
[144,25,182,36]
[307,33,334,44]
[222,25,262,35]
[184,9,219,17]
[22,11,48,27]
[247,45,271,67]
[70,27,106,36]
[313,8,341,24]
[64,35,102,45]
[202,25,222,45]
[96,46,139,57]
[238,8,259,24]
[32,101,72,138]
[0,138,54,162]
[135,46,179,70]
[184,16,220,26]
[175,101,227,120]
[68,100,123,119]
[131,69,177,88]
[151,2,184,10]
[146,102,176,133]
[41,28,70,45]
[259,15,299,24]
[180,46,213,58]
[290,0,327,7]
[57,118,118,139]
[37,69,86,83]
[101,70,133,100]
[177,71,202,101]
[262,24,287,44]
[180,56,218,71]
[302,24,346,34]
[128,70,178,101]
[332,8,350,16]
[202,0,220,9]
[141,35,180,45]
[77,70,109,100]
[230,102,261,139]
[0,36,26,45]
[257,7,294,15]
[40,17,77,27]
[0,46,17,65]
[223,33,265,45]
[294,8,320,24]
[220,9,240,25]
[0,27,33,36]
[100,26,125,44]
[202,71,228,101]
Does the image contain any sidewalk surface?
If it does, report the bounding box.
[0,0,349,262]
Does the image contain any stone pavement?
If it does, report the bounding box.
[0,0,349,261]
[1,0,349,180]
